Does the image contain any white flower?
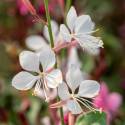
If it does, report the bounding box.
[12,47,62,101]
[26,20,61,52]
[52,65,100,114]
[60,6,103,55]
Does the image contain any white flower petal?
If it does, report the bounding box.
[78,35,103,55]
[12,71,39,90]
[25,35,48,51]
[75,15,95,34]
[66,6,77,32]
[45,69,62,88]
[58,82,70,100]
[66,65,83,92]
[60,24,71,42]
[78,80,100,98]
[19,51,40,72]
[43,20,59,42]
[39,48,55,71]
[67,100,82,114]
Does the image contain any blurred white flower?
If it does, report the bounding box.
[51,65,100,114]
[12,47,62,101]
[67,47,88,78]
[25,35,49,52]
[60,6,103,55]
[25,20,61,52]
[67,47,81,68]
[41,116,51,125]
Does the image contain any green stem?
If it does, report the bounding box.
[57,96,65,125]
[44,1,65,125]
[44,0,54,48]
[65,0,72,14]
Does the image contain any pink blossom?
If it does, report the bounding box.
[17,0,29,15]
[93,83,122,124]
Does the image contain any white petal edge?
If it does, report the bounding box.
[12,71,39,90]
[45,69,62,88]
[19,51,40,72]
[58,82,70,100]
[67,100,83,114]
[66,6,77,32]
[78,80,100,98]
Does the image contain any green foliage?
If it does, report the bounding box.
[76,112,106,125]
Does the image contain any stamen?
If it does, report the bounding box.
[78,97,103,113]
[77,97,97,107]
[76,97,101,113]
[44,78,49,91]
[76,98,96,113]
[41,79,49,102]
[78,97,100,112]
[33,79,42,96]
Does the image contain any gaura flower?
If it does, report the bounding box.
[60,6,103,55]
[17,0,29,15]
[93,83,122,124]
[12,48,62,101]
[25,20,61,52]
[51,65,101,114]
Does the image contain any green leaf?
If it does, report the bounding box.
[75,112,106,125]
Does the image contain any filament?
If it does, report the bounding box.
[76,98,96,113]
[33,79,42,96]
[41,79,49,102]
[76,97,101,113]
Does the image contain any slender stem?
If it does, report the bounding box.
[44,1,65,124]
[65,0,72,14]
[68,112,75,125]
[57,96,65,125]
[44,0,54,48]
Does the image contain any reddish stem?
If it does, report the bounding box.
[54,40,78,53]
[68,112,75,125]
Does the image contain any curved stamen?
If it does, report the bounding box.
[76,97,101,113]
[78,97,102,113]
[76,98,96,113]
[33,79,42,96]
[77,97,97,107]
[33,78,49,102]
[40,79,49,102]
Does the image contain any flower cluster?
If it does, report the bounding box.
[12,6,103,114]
